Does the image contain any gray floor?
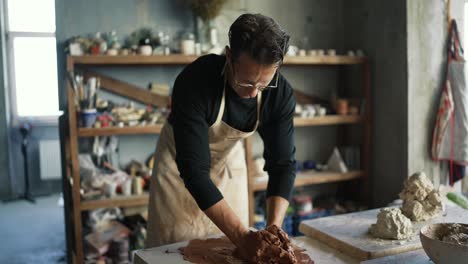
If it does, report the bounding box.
[0,194,67,264]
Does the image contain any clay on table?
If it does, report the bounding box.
[369,172,444,240]
[179,227,314,264]
[399,172,443,221]
[369,208,413,240]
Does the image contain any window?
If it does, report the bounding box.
[5,0,61,121]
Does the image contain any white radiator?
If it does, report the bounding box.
[39,139,62,180]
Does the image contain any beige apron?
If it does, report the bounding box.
[146,79,262,248]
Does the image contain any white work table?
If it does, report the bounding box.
[133,238,437,264]
[133,198,465,263]
[133,236,361,264]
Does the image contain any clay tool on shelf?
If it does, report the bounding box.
[67,71,79,106]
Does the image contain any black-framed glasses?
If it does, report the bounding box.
[230,61,279,92]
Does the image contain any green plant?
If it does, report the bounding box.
[65,36,94,53]
[124,27,154,48]
[185,0,227,21]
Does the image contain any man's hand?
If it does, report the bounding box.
[203,198,296,263]
[234,226,297,263]
[233,230,265,261]
[203,199,275,262]
[204,199,249,247]
[265,225,296,261]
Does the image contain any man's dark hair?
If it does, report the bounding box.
[228,13,290,65]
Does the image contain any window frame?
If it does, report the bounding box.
[4,0,62,126]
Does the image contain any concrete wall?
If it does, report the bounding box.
[244,0,345,49]
[339,0,465,207]
[344,0,408,207]
[407,0,464,187]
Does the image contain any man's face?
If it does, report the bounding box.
[227,49,279,99]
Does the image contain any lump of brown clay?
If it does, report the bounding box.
[399,172,443,221]
[369,208,413,240]
[253,225,298,264]
[179,227,314,264]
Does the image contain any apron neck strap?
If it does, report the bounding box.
[214,73,263,125]
[256,90,262,123]
[215,84,227,124]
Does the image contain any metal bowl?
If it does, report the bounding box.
[420,223,468,264]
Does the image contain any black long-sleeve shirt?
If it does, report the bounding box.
[168,54,296,210]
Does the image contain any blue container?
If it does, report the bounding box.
[302,160,316,170]
[295,161,302,172]
[282,216,294,236]
[293,209,333,236]
[81,109,97,128]
[254,221,266,231]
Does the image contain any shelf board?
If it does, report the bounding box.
[79,172,365,209]
[77,116,362,137]
[294,115,364,126]
[251,170,365,192]
[70,55,199,65]
[283,55,367,65]
[76,115,363,137]
[78,124,163,137]
[80,193,149,211]
[69,55,367,66]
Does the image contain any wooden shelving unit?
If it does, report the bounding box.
[64,54,370,263]
[65,55,175,264]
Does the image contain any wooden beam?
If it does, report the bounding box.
[362,60,372,206]
[68,55,366,66]
[67,85,84,263]
[293,116,363,126]
[252,171,365,192]
[78,125,163,137]
[83,71,170,107]
[283,55,367,65]
[70,55,198,65]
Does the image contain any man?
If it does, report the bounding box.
[147,13,296,260]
